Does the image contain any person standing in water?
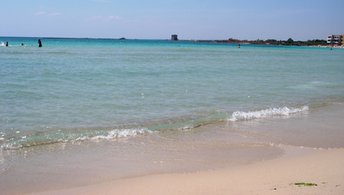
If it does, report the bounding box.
[5,42,8,47]
[38,39,42,47]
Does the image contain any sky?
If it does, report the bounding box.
[0,0,343,40]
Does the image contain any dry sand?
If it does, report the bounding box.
[33,147,344,195]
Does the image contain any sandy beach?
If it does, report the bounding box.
[33,147,344,195]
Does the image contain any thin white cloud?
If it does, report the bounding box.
[90,15,121,22]
[35,11,47,16]
[108,15,121,21]
[49,12,61,16]
[34,11,61,17]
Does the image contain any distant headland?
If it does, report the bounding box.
[193,37,343,47]
[172,34,344,47]
[200,38,327,46]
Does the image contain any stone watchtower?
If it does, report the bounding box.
[171,34,178,41]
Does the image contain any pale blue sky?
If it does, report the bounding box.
[1,0,343,40]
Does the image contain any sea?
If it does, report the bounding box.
[1,37,344,150]
[1,37,344,193]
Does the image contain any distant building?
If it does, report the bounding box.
[171,34,178,41]
[327,35,342,45]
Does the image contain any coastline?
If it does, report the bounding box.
[22,103,344,195]
[33,147,344,195]
[1,101,344,195]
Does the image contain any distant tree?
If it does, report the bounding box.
[287,38,294,44]
[228,38,240,43]
[222,37,327,46]
[304,39,327,45]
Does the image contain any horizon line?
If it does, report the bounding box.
[0,35,328,42]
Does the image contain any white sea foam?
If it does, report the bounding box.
[178,126,193,131]
[1,128,153,150]
[229,106,309,122]
[89,128,153,141]
[1,143,22,150]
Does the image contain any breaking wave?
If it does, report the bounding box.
[229,106,309,122]
[0,128,153,150]
[77,128,153,141]
[1,106,310,150]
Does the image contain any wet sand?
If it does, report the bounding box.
[33,147,344,195]
[0,123,283,194]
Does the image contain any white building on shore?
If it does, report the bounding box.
[327,35,342,45]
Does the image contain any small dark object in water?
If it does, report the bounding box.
[238,44,241,48]
[5,42,8,47]
[21,43,24,46]
[38,39,42,48]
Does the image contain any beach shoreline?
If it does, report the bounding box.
[13,103,343,195]
[1,104,344,194]
[0,106,343,194]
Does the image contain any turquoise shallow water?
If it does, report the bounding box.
[1,37,344,149]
